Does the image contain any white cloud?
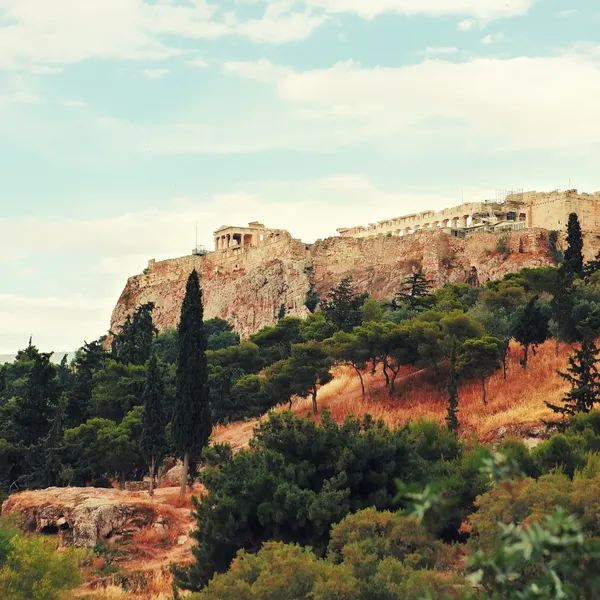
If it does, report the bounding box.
[188,57,209,69]
[423,46,458,55]
[222,48,600,153]
[457,18,477,30]
[0,178,489,351]
[0,0,326,71]
[0,293,112,354]
[142,68,170,79]
[557,9,577,18]
[482,33,504,44]
[305,0,534,20]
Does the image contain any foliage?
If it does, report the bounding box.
[0,528,84,600]
[511,295,550,369]
[176,411,475,591]
[495,234,511,259]
[457,336,504,405]
[467,508,600,600]
[111,302,157,366]
[305,285,320,313]
[173,270,212,480]
[395,271,434,310]
[204,318,240,350]
[548,230,563,265]
[564,212,584,278]
[547,332,600,417]
[140,354,167,495]
[321,276,367,332]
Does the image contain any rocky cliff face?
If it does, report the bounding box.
[109,229,559,338]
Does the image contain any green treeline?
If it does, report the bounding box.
[2,216,600,597]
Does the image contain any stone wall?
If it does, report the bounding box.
[109,228,571,339]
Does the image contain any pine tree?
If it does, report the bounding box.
[321,276,366,332]
[140,354,167,496]
[172,270,212,496]
[511,296,550,369]
[396,270,433,310]
[112,303,157,365]
[564,212,584,278]
[446,340,459,433]
[547,333,600,417]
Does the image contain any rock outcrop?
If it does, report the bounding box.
[109,228,587,339]
[1,487,163,547]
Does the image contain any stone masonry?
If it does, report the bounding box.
[108,191,600,340]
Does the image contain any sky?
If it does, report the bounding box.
[1,0,600,354]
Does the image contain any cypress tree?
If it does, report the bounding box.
[140,354,167,497]
[547,332,600,417]
[564,212,584,278]
[446,340,459,433]
[172,270,211,496]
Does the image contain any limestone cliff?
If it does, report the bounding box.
[109,228,569,339]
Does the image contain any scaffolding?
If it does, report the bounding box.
[496,187,524,204]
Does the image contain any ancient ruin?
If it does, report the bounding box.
[110,188,600,341]
[337,189,600,239]
[213,222,290,251]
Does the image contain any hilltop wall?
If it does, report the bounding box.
[109,228,571,339]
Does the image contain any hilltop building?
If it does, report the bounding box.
[336,189,600,240]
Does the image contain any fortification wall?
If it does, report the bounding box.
[109,228,561,339]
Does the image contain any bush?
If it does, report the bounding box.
[0,534,84,600]
[176,412,478,591]
[532,434,586,477]
[468,472,600,554]
[190,541,359,600]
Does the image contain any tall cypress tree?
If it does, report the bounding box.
[564,212,584,278]
[446,339,460,433]
[140,354,167,497]
[172,270,211,496]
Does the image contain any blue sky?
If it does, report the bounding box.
[1,0,600,353]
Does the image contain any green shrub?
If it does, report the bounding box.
[532,434,586,477]
[496,438,536,477]
[468,472,600,554]
[190,541,359,600]
[0,534,84,600]
[177,411,476,590]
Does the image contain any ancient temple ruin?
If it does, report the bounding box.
[213,222,289,251]
[336,189,600,240]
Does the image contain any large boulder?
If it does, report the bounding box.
[1,487,161,547]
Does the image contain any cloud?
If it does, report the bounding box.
[557,9,577,18]
[304,0,534,20]
[0,293,112,354]
[482,33,504,44]
[457,18,477,31]
[0,0,327,71]
[0,177,489,351]
[142,68,170,79]
[188,57,209,69]
[222,48,600,153]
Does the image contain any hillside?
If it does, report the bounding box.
[110,228,558,339]
[213,338,568,452]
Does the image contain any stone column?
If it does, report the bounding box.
[461,216,469,228]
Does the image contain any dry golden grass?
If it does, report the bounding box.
[214,339,574,448]
[292,339,570,440]
[79,570,186,599]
